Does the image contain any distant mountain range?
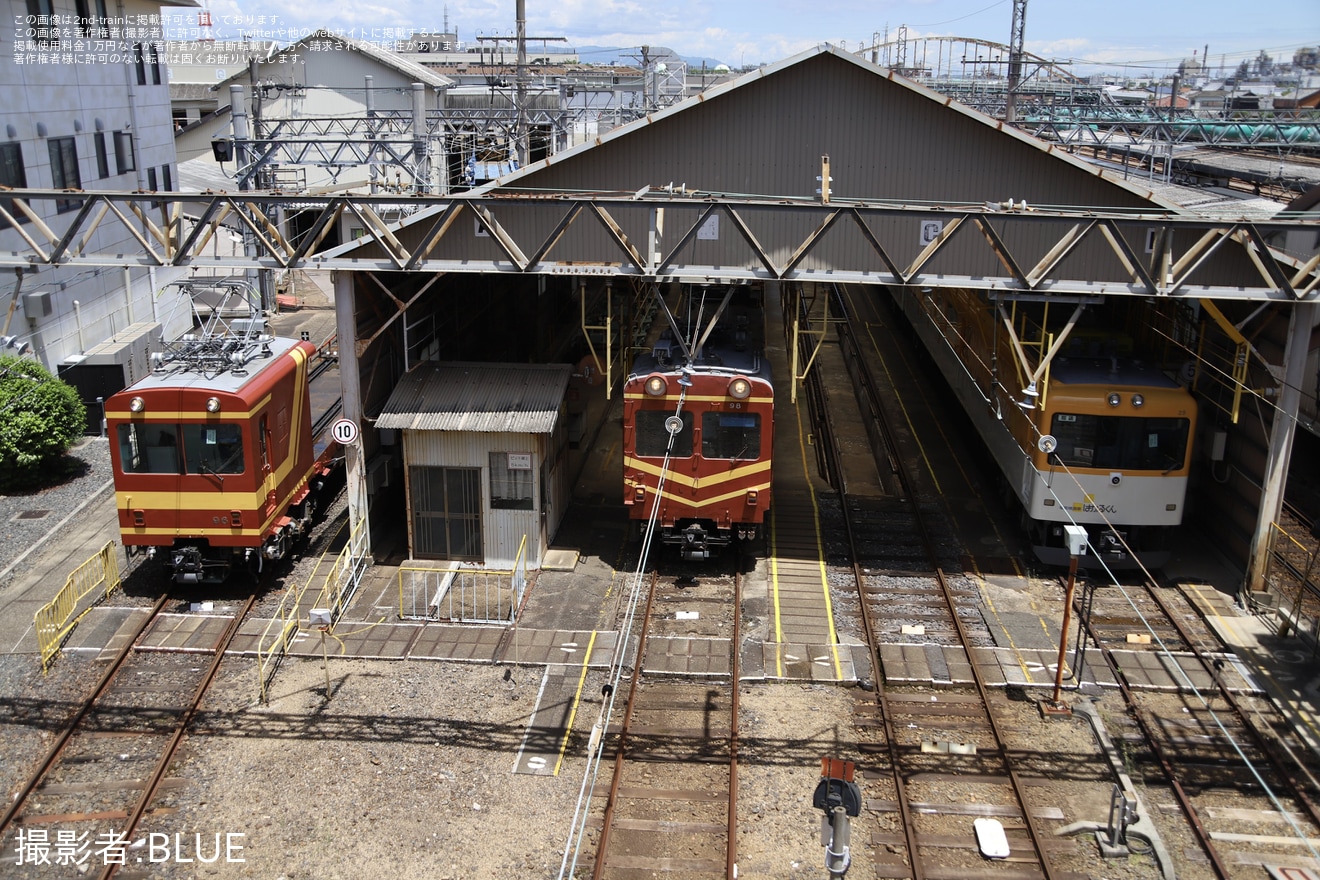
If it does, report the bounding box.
[574,45,730,70]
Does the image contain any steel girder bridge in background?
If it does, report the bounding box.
[0,189,1317,302]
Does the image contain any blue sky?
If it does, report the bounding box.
[167,0,1318,76]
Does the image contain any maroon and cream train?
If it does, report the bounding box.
[622,304,773,560]
[106,334,338,584]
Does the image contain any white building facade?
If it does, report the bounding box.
[1,0,194,370]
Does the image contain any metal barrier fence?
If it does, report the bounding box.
[1263,520,1320,644]
[398,536,528,624]
[256,522,368,703]
[34,541,121,672]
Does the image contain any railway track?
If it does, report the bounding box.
[1077,573,1320,877]
[585,568,742,879]
[0,592,255,879]
[817,284,1061,879]
[837,281,1320,876]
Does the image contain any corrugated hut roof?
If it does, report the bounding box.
[377,362,572,433]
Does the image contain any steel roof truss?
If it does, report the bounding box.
[471,204,528,270]
[847,209,906,280]
[782,209,844,275]
[584,204,644,272]
[0,200,52,262]
[289,203,346,265]
[179,201,233,263]
[343,201,409,270]
[655,203,716,276]
[1095,219,1158,293]
[1234,225,1297,300]
[721,206,780,277]
[97,199,162,265]
[1291,252,1320,297]
[1167,225,1239,297]
[522,202,585,268]
[974,217,1030,288]
[406,203,465,270]
[903,215,966,282]
[1024,220,1092,289]
[232,200,292,269]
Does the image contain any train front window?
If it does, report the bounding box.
[701,412,761,460]
[182,423,245,475]
[634,410,693,457]
[1049,413,1190,471]
[117,424,181,474]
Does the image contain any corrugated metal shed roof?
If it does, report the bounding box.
[377,362,572,433]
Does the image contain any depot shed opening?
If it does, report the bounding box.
[376,362,573,568]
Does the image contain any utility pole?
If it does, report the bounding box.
[515,0,528,166]
[1005,0,1028,124]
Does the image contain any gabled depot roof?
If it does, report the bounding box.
[324,43,1198,262]
[476,42,1185,214]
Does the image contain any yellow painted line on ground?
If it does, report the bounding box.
[861,309,1023,578]
[769,389,841,680]
[973,578,1043,684]
[554,629,599,777]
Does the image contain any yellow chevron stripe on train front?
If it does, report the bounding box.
[624,456,771,488]
[648,481,772,508]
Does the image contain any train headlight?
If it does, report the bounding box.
[728,377,752,399]
[129,396,145,413]
[644,375,668,397]
[206,397,221,413]
[1107,392,1121,407]
[1131,394,1144,408]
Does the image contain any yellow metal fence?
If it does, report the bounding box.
[398,536,528,624]
[1262,520,1320,642]
[35,541,121,672]
[256,522,369,702]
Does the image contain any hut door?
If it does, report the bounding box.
[410,466,482,561]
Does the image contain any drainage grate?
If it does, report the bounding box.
[16,509,51,520]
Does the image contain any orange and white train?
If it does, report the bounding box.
[622,290,773,559]
[106,333,339,584]
[892,286,1197,569]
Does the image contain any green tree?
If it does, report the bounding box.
[0,355,87,491]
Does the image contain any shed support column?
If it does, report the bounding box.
[1246,300,1316,593]
[335,270,372,557]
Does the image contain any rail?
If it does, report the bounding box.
[397,535,528,623]
[33,540,121,672]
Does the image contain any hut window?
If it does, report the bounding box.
[489,452,534,510]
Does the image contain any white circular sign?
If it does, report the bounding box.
[331,418,359,445]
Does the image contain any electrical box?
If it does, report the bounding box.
[22,291,51,317]
[1210,429,1227,462]
[1063,524,1088,557]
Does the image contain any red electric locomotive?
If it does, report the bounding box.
[105,331,339,584]
[622,289,773,559]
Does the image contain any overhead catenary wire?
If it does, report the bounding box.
[557,369,693,880]
[918,288,1320,855]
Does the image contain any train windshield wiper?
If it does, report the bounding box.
[198,460,225,485]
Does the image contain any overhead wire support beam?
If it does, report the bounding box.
[0,189,1316,302]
